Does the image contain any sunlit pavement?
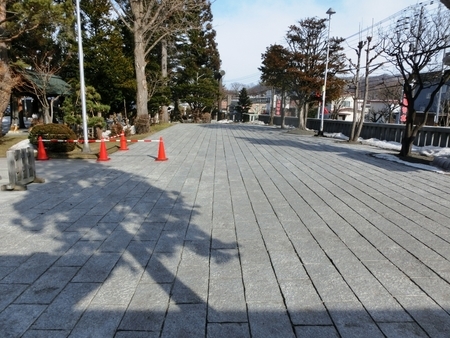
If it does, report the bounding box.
[1,123,450,337]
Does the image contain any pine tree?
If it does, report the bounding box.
[74,0,135,113]
[170,2,221,122]
[236,88,252,121]
[0,0,73,131]
[108,0,206,123]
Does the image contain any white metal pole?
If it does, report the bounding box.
[319,8,335,136]
[76,0,91,153]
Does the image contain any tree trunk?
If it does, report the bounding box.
[43,106,51,124]
[304,102,309,128]
[160,39,169,123]
[297,100,307,130]
[399,107,420,157]
[355,71,370,141]
[269,88,275,125]
[134,29,149,118]
[350,42,364,142]
[280,88,286,129]
[399,134,414,157]
[18,109,26,129]
[0,3,12,134]
[0,63,13,135]
[350,106,358,141]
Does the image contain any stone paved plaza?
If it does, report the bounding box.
[1,123,450,337]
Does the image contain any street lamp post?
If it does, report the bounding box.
[76,0,90,153]
[217,70,225,121]
[214,70,225,121]
[319,8,336,136]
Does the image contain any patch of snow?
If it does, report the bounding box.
[361,138,450,160]
[361,138,402,151]
[372,153,447,174]
[324,132,349,140]
[325,134,450,173]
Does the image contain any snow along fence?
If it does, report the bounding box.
[257,115,450,148]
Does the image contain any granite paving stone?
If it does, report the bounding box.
[279,279,333,326]
[246,302,296,338]
[68,304,125,338]
[1,123,450,337]
[31,282,100,330]
[0,283,28,312]
[71,252,122,283]
[161,303,207,338]
[207,323,250,338]
[118,283,170,332]
[15,266,79,304]
[326,301,385,338]
[396,295,450,337]
[21,329,71,338]
[1,253,59,284]
[208,278,247,323]
[294,326,340,338]
[0,304,47,338]
[378,322,429,338]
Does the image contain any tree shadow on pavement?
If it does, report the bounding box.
[0,159,241,337]
[0,133,448,337]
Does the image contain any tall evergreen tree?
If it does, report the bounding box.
[0,0,73,132]
[108,0,207,131]
[236,88,252,120]
[170,1,221,122]
[284,18,346,130]
[260,44,291,126]
[72,0,135,114]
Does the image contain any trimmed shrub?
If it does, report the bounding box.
[134,115,150,134]
[29,123,77,153]
[88,116,106,129]
[110,122,123,137]
[201,113,211,123]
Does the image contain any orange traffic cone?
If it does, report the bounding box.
[36,136,49,161]
[119,132,129,151]
[155,137,168,161]
[97,138,110,161]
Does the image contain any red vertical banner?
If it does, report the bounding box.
[400,94,407,123]
[276,99,281,115]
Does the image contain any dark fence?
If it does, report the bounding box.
[257,115,450,148]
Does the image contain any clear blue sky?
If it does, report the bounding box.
[210,0,436,88]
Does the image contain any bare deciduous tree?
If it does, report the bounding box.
[18,53,69,124]
[230,83,244,95]
[0,0,71,134]
[369,77,403,123]
[348,35,383,142]
[381,4,450,156]
[109,0,206,126]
